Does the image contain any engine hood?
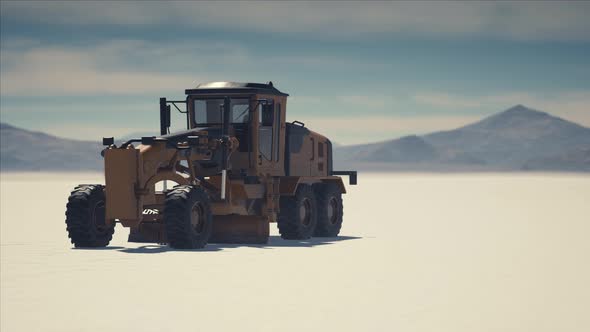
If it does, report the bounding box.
[159,127,222,140]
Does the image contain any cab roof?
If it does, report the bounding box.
[185,81,289,97]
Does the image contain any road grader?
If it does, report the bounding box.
[65,82,356,249]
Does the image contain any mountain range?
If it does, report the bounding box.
[333,105,590,171]
[1,105,589,172]
[0,123,103,171]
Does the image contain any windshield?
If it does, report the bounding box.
[193,98,250,125]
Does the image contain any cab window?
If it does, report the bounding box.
[259,102,274,161]
[193,98,250,125]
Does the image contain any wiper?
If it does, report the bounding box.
[229,99,268,123]
[234,106,250,121]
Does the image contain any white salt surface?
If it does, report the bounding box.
[1,172,589,331]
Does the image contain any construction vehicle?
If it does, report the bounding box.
[65,82,357,249]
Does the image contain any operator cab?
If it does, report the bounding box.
[183,82,288,176]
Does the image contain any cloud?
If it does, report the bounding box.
[336,95,392,109]
[413,93,483,109]
[0,60,198,96]
[1,35,391,97]
[298,115,480,145]
[293,89,590,144]
[0,38,389,97]
[2,2,590,41]
[36,123,153,142]
[413,91,590,127]
[0,40,251,96]
[290,94,399,111]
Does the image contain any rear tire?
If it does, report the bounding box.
[65,184,114,247]
[313,183,343,237]
[164,185,212,249]
[278,184,317,240]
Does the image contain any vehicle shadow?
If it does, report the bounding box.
[117,235,361,254]
[73,246,126,251]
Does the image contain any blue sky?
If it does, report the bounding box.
[1,1,589,144]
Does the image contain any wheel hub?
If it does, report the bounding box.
[191,202,205,234]
[328,197,338,224]
[299,198,312,226]
[92,201,107,233]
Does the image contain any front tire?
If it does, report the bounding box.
[65,184,114,247]
[164,185,213,249]
[278,184,317,240]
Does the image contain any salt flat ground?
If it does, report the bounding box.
[1,173,589,332]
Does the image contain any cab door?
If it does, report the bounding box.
[257,100,280,175]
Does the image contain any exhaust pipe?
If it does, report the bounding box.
[220,97,231,200]
[221,169,227,199]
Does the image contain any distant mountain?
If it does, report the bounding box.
[0,123,102,171]
[522,147,590,172]
[335,105,590,171]
[336,135,439,163]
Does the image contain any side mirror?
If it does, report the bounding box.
[159,98,171,135]
[102,137,114,146]
[261,103,274,126]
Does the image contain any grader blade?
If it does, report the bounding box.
[128,224,166,243]
[210,216,269,244]
[128,216,269,245]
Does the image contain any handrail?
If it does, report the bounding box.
[331,170,357,185]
